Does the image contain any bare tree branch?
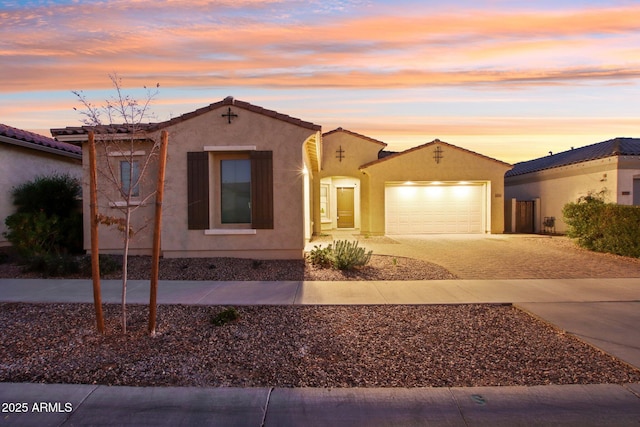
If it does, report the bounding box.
[73,73,161,335]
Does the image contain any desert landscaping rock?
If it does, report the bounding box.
[0,254,458,281]
[1,303,639,388]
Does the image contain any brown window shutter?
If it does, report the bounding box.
[250,151,274,229]
[187,152,209,230]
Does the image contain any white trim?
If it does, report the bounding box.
[205,229,257,235]
[108,150,146,157]
[204,145,257,152]
[109,201,142,207]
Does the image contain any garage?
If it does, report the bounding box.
[385,183,486,234]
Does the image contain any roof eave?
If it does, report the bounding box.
[0,134,82,160]
[360,139,511,170]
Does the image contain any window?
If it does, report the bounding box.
[187,150,273,230]
[320,184,330,221]
[220,159,251,223]
[120,160,140,197]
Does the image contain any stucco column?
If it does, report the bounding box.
[312,172,322,236]
[359,171,370,234]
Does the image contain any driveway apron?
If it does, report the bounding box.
[321,234,640,279]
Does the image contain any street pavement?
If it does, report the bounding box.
[1,277,639,426]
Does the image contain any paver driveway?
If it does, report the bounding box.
[315,234,640,279]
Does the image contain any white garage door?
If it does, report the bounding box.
[385,184,485,234]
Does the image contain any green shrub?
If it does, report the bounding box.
[332,240,373,270]
[98,255,122,275]
[23,254,81,277]
[563,193,640,257]
[3,174,82,258]
[307,240,373,270]
[210,307,240,326]
[4,211,61,258]
[10,173,80,218]
[80,254,122,276]
[307,244,334,268]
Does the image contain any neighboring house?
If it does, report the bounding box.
[0,124,82,247]
[0,124,82,246]
[52,97,511,260]
[505,138,640,234]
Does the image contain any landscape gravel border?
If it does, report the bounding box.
[0,254,458,281]
[1,303,639,388]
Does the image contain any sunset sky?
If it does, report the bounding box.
[2,0,640,163]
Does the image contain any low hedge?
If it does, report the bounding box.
[563,194,640,258]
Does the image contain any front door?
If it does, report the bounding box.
[516,200,535,233]
[336,187,354,228]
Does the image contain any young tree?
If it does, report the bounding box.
[74,74,162,334]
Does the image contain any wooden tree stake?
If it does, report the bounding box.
[149,130,169,335]
[89,131,105,334]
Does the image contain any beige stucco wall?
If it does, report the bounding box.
[504,156,622,233]
[155,106,318,259]
[617,156,640,206]
[81,139,158,255]
[360,142,511,235]
[320,131,384,178]
[1,143,81,246]
[317,131,384,232]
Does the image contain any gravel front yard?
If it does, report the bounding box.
[0,254,457,281]
[2,245,639,389]
[1,303,639,388]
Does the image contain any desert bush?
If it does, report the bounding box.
[4,211,60,258]
[80,254,122,276]
[3,174,82,257]
[23,254,81,277]
[308,240,373,270]
[10,173,80,217]
[332,240,373,270]
[307,244,334,268]
[563,193,640,257]
[210,307,240,326]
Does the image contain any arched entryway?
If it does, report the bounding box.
[320,176,361,232]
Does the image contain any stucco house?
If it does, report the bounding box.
[0,124,82,247]
[319,128,511,236]
[505,137,640,234]
[52,97,511,259]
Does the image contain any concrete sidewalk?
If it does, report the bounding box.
[2,382,640,426]
[1,278,640,425]
[1,277,638,305]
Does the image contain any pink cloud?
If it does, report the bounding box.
[1,3,640,92]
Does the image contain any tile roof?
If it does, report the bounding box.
[51,124,155,138]
[0,123,81,158]
[378,150,399,159]
[506,137,640,177]
[323,128,388,147]
[360,139,511,169]
[51,96,321,139]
